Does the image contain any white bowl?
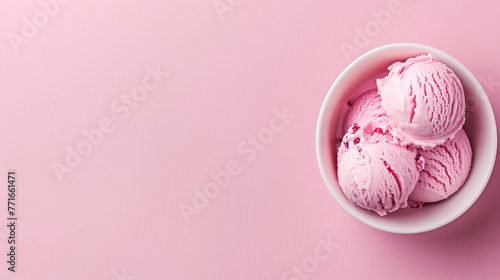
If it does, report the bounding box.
[316,43,497,234]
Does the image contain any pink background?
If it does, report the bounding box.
[1,1,500,279]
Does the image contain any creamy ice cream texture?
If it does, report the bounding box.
[409,129,472,203]
[337,54,472,216]
[376,54,465,149]
[342,89,388,133]
[338,123,419,216]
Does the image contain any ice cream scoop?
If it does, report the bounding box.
[377,54,465,149]
[337,123,419,216]
[408,129,472,203]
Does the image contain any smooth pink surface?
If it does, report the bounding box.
[1,1,500,280]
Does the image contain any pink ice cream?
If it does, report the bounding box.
[343,89,388,133]
[337,123,419,216]
[336,54,472,216]
[409,129,472,203]
[376,54,465,149]
[343,89,414,146]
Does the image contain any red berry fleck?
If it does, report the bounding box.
[374,127,383,134]
[352,124,360,133]
[344,142,349,148]
[415,154,425,170]
[353,138,360,145]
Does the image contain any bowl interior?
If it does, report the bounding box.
[316,43,497,234]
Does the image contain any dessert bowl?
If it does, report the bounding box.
[316,43,497,234]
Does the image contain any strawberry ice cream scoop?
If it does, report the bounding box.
[377,54,465,149]
[337,124,419,216]
[409,129,472,203]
